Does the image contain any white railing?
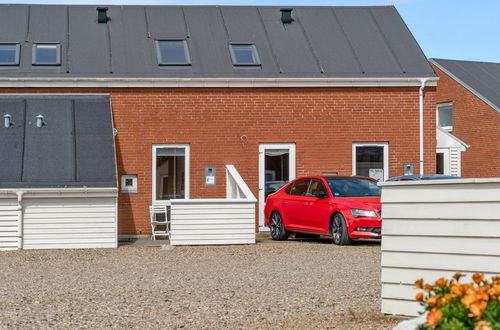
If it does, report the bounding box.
[169,165,257,246]
[379,178,500,316]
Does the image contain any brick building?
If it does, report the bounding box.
[430,59,500,178]
[0,5,437,243]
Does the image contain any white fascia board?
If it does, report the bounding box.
[429,59,500,113]
[0,187,118,198]
[0,76,438,88]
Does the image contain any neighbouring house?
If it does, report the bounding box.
[0,5,437,248]
[430,58,500,178]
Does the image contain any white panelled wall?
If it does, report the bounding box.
[0,189,118,251]
[379,179,500,316]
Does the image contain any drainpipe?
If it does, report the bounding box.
[419,79,429,176]
[16,191,24,250]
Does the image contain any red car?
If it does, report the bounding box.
[264,176,382,245]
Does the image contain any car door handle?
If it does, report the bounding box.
[282,201,288,205]
[302,202,310,206]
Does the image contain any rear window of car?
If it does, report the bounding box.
[288,179,310,196]
[326,178,381,197]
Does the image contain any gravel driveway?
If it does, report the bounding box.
[0,237,398,329]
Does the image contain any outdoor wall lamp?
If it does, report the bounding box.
[36,114,45,128]
[3,114,13,128]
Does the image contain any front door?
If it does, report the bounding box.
[258,144,296,230]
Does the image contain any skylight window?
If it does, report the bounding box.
[33,43,61,66]
[0,43,20,66]
[156,40,191,66]
[229,44,260,66]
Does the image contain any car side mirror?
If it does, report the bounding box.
[315,191,329,199]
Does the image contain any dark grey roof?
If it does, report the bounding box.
[430,58,500,112]
[0,5,435,78]
[0,95,117,189]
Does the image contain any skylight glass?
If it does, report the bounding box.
[230,44,260,66]
[33,44,61,66]
[156,40,190,66]
[0,44,20,66]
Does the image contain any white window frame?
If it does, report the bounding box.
[229,43,261,66]
[155,40,191,66]
[352,142,389,181]
[152,144,190,204]
[437,102,453,132]
[0,43,20,66]
[32,43,61,66]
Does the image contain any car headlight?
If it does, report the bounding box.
[350,209,378,218]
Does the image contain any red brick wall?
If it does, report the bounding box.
[432,65,500,178]
[0,87,436,234]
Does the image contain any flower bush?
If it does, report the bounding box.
[414,273,500,329]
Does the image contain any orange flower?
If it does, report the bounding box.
[473,273,484,284]
[440,293,454,306]
[474,321,493,330]
[488,284,500,297]
[435,278,448,289]
[426,296,439,307]
[462,294,476,308]
[451,282,464,297]
[416,292,424,301]
[453,272,464,281]
[469,301,487,318]
[424,284,434,292]
[426,308,443,326]
[414,278,424,289]
[492,276,500,284]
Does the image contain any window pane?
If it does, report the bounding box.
[35,44,59,64]
[308,179,328,197]
[0,45,18,64]
[326,178,381,197]
[356,146,384,180]
[156,148,185,200]
[158,41,189,64]
[290,179,310,196]
[438,104,452,127]
[231,45,259,65]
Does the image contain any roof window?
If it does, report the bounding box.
[156,40,191,66]
[229,44,260,66]
[33,43,61,66]
[0,43,20,66]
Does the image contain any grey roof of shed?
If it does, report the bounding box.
[0,5,435,78]
[430,58,500,113]
[0,95,117,189]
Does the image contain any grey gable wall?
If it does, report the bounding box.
[0,5,435,78]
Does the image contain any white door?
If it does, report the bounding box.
[258,144,296,230]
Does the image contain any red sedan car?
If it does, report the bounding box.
[264,176,382,245]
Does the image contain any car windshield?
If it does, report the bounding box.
[326,177,381,197]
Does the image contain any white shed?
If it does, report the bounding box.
[0,95,118,250]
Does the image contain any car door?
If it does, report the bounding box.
[305,179,332,234]
[282,178,311,230]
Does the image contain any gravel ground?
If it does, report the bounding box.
[0,237,399,329]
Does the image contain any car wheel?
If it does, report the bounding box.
[270,212,289,241]
[330,213,351,245]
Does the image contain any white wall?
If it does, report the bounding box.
[0,198,19,251]
[170,200,255,245]
[379,179,500,316]
[0,190,117,251]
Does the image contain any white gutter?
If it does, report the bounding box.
[16,191,23,250]
[419,79,429,175]
[0,76,438,88]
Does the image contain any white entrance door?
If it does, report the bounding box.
[258,143,296,230]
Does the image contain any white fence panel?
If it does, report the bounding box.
[0,198,19,251]
[379,179,500,316]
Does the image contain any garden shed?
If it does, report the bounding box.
[0,95,118,250]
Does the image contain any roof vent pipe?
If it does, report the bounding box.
[36,115,44,128]
[4,114,12,128]
[97,7,110,23]
[280,8,294,24]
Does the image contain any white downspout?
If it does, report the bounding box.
[419,79,429,175]
[16,191,24,250]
